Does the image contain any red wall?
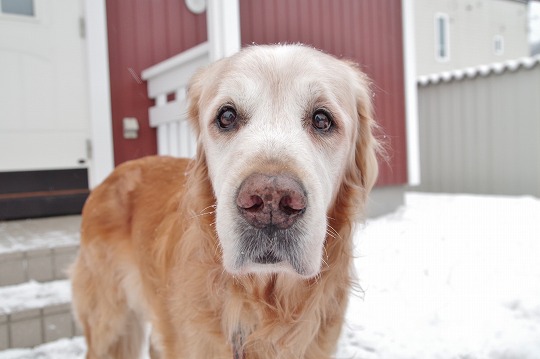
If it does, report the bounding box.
[106,0,407,186]
[106,0,206,165]
[240,0,408,186]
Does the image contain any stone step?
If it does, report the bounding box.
[0,216,83,352]
[0,216,81,287]
[0,337,86,359]
[0,280,80,351]
[0,245,79,287]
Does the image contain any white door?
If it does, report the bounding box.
[0,0,90,172]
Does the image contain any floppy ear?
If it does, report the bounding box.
[343,62,380,214]
[354,65,379,195]
[186,66,206,138]
[187,58,229,154]
[184,66,216,208]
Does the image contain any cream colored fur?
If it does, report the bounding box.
[70,44,379,359]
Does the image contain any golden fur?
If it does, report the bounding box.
[70,45,379,359]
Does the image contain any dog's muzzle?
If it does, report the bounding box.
[236,173,306,230]
[235,173,307,266]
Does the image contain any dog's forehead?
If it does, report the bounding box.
[228,45,346,85]
[213,45,356,111]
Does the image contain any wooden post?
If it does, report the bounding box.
[206,0,241,61]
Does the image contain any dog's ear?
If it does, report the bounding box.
[186,66,207,137]
[344,62,380,208]
[187,58,228,137]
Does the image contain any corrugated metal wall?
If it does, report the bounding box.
[417,63,540,197]
[239,0,408,187]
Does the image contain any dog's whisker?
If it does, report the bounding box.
[321,256,329,269]
[326,223,343,241]
[198,204,217,214]
[325,230,337,240]
[322,244,329,261]
[189,210,216,220]
[188,205,217,219]
[212,240,223,258]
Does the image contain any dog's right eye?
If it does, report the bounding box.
[217,107,238,130]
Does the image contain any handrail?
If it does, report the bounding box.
[141,42,210,157]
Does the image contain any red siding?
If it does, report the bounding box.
[106,0,207,165]
[240,0,408,186]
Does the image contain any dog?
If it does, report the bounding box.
[70,44,379,359]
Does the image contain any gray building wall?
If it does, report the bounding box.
[415,0,529,76]
[416,57,540,197]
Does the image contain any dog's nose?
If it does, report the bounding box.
[236,174,306,230]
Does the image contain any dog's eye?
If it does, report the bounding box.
[217,107,238,130]
[312,110,333,132]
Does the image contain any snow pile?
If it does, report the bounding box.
[1,193,539,358]
[337,193,540,358]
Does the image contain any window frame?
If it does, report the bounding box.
[0,0,36,19]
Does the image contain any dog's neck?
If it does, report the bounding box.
[182,157,358,357]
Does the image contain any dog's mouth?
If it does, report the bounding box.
[217,172,326,278]
[232,222,313,276]
[253,250,281,264]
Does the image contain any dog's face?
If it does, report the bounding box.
[188,45,377,278]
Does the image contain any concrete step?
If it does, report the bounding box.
[0,245,79,288]
[0,216,80,287]
[0,216,82,352]
[0,280,80,351]
[0,337,86,359]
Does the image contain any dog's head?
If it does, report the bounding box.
[188,45,378,278]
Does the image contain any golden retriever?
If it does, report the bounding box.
[70,44,379,359]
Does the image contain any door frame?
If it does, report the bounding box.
[84,0,114,188]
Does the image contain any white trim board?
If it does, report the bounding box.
[402,0,421,186]
[83,0,114,188]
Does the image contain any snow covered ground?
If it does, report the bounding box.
[337,193,540,359]
[1,192,539,359]
[0,280,71,315]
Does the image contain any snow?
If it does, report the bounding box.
[0,216,80,254]
[0,338,85,359]
[0,280,71,315]
[336,193,540,359]
[1,193,540,358]
[417,55,540,85]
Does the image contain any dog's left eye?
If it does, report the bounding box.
[217,107,238,130]
[312,110,333,132]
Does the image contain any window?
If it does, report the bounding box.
[494,35,504,56]
[0,0,34,17]
[435,13,450,62]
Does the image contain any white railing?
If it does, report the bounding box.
[141,42,210,158]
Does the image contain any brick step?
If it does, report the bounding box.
[0,280,80,351]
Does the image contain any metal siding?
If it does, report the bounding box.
[106,0,207,165]
[239,0,408,186]
[418,65,540,197]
